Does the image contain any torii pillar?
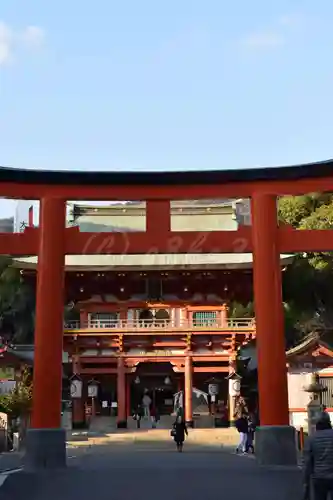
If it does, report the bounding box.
[25,197,67,470]
[251,193,297,466]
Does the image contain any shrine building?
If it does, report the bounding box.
[13,199,292,429]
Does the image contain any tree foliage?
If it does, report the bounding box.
[0,367,33,419]
[278,192,333,344]
[0,257,35,343]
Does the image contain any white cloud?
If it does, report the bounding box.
[0,22,13,65]
[279,14,304,27]
[21,26,45,48]
[242,31,285,49]
[241,13,305,51]
[0,21,45,66]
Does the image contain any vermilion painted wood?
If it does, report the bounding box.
[31,198,66,430]
[3,226,333,255]
[251,194,289,426]
[1,175,333,199]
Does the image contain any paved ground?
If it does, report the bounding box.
[0,440,302,500]
[0,452,23,473]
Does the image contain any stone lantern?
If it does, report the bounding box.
[304,373,327,435]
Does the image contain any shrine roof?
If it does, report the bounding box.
[286,330,333,358]
[1,159,333,185]
[12,253,294,271]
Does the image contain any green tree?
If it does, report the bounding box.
[0,257,35,343]
[228,301,254,318]
[0,367,32,420]
[278,192,333,342]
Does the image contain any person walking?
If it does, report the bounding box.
[171,415,188,452]
[303,415,333,499]
[142,392,152,419]
[235,413,248,455]
[150,406,160,428]
[245,412,257,454]
[133,404,143,429]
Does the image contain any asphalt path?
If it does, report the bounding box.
[0,445,302,500]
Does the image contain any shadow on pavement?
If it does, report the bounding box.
[0,436,303,500]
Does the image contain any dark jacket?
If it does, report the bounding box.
[303,428,333,481]
[235,417,248,434]
[173,421,188,442]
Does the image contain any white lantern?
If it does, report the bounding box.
[229,378,241,397]
[88,381,98,398]
[164,376,171,385]
[70,379,83,399]
[208,383,219,396]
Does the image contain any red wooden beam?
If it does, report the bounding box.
[80,367,118,374]
[0,228,38,255]
[178,367,229,373]
[64,226,253,254]
[2,175,333,200]
[80,357,117,364]
[3,218,333,258]
[278,227,333,253]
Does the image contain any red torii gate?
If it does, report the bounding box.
[2,161,333,469]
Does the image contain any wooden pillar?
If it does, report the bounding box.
[126,375,131,416]
[71,355,85,428]
[251,193,289,426]
[117,357,127,428]
[80,310,88,328]
[31,198,66,429]
[184,356,193,426]
[220,304,228,327]
[146,200,170,233]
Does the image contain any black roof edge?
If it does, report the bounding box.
[0,159,333,186]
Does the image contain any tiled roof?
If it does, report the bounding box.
[13,253,294,271]
[286,330,333,357]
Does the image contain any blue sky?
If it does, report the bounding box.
[1,1,333,216]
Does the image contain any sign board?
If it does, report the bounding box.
[208,384,219,396]
[70,379,83,399]
[111,402,118,408]
[139,350,173,357]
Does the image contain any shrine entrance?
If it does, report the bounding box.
[3,162,333,469]
[131,362,177,416]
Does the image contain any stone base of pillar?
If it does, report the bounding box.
[117,419,127,429]
[186,420,194,428]
[72,420,87,430]
[255,425,297,466]
[25,429,66,471]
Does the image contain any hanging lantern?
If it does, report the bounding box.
[88,379,99,398]
[70,377,83,399]
[164,376,171,385]
[134,376,140,385]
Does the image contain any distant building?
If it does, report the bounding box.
[0,217,14,233]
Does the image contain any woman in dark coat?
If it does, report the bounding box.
[172,416,188,452]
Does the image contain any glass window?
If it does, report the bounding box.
[192,311,217,327]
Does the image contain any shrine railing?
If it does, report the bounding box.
[64,318,255,332]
